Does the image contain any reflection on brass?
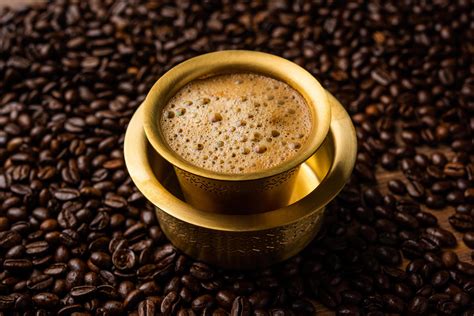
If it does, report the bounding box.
[141,51,332,213]
[124,90,357,269]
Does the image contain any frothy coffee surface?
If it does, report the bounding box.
[160,73,312,174]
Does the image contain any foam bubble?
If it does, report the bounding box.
[210,113,222,123]
[254,145,267,154]
[160,73,312,174]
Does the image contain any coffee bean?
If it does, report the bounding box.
[456,262,474,276]
[249,290,271,309]
[177,308,198,316]
[138,281,161,296]
[191,294,214,311]
[66,270,84,289]
[382,294,405,313]
[27,274,54,291]
[102,300,125,314]
[216,290,237,309]
[0,295,15,310]
[408,296,428,314]
[393,212,419,229]
[231,296,251,316]
[181,275,201,293]
[425,227,457,247]
[431,271,450,288]
[57,304,83,315]
[32,292,59,309]
[449,213,474,231]
[138,299,156,316]
[161,291,180,315]
[190,262,214,280]
[375,246,401,265]
[463,232,474,249]
[444,162,465,178]
[99,270,117,286]
[406,181,425,199]
[124,289,144,310]
[68,285,95,299]
[0,231,21,249]
[112,248,136,270]
[3,259,32,273]
[53,188,80,201]
[387,180,406,195]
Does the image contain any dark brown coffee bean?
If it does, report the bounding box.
[249,290,271,309]
[138,299,156,316]
[3,259,32,272]
[405,181,425,199]
[387,180,406,195]
[66,270,84,289]
[161,291,180,315]
[449,213,474,231]
[456,262,474,276]
[431,270,450,288]
[444,162,465,178]
[382,294,405,313]
[425,227,457,247]
[415,212,437,226]
[32,292,59,309]
[407,296,428,314]
[27,274,54,291]
[90,251,112,269]
[99,270,117,286]
[463,232,474,249]
[102,300,124,314]
[112,248,136,270]
[181,275,201,293]
[231,296,251,316]
[124,289,144,310]
[425,193,445,209]
[191,294,214,311]
[0,295,15,310]
[0,231,21,249]
[96,284,120,300]
[216,290,237,309]
[70,285,96,299]
[57,304,83,315]
[189,262,214,280]
[138,281,160,296]
[53,188,80,201]
[336,305,361,315]
[14,293,32,311]
[441,251,458,269]
[393,212,419,229]
[375,246,401,265]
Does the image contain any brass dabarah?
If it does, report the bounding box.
[124,51,357,269]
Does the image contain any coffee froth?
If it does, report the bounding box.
[160,73,312,174]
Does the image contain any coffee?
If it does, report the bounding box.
[160,73,312,173]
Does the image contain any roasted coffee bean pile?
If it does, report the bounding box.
[0,0,473,315]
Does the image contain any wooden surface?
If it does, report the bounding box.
[313,147,472,315]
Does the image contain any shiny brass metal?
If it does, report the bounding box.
[141,50,332,213]
[124,91,357,269]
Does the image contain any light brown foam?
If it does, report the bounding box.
[160,73,312,174]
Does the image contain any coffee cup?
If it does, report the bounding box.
[142,50,331,213]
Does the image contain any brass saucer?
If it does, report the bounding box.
[124,92,356,269]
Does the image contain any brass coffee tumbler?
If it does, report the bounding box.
[125,50,357,269]
[141,51,331,213]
